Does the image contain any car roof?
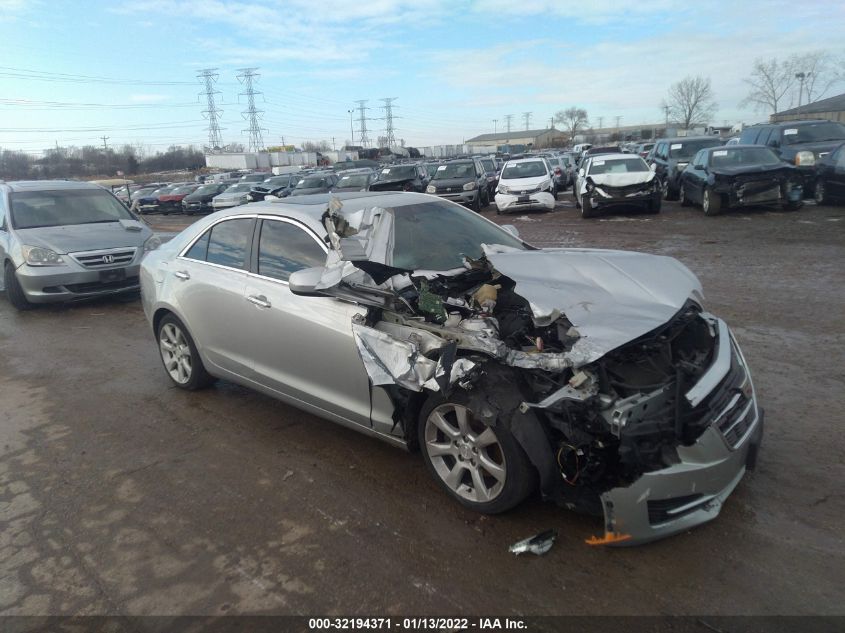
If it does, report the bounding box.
[3,180,106,192]
[656,136,721,143]
[505,157,548,164]
[748,119,833,127]
[587,153,641,161]
[704,144,770,152]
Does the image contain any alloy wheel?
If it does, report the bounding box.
[424,403,507,503]
[703,190,710,213]
[159,322,193,384]
[815,181,825,204]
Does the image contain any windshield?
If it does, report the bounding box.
[710,147,781,167]
[782,122,845,145]
[336,175,369,188]
[501,161,547,179]
[297,177,326,189]
[545,157,560,167]
[480,159,495,172]
[390,200,526,270]
[225,183,253,193]
[133,187,157,197]
[10,189,133,229]
[240,174,266,182]
[260,176,291,188]
[668,139,722,159]
[380,166,416,180]
[172,186,197,195]
[425,163,440,174]
[432,162,476,180]
[588,157,649,174]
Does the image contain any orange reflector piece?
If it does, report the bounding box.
[585,532,632,546]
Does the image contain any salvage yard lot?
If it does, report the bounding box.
[1,192,843,615]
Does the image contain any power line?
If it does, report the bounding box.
[198,68,225,151]
[379,98,398,148]
[354,100,370,147]
[0,65,196,86]
[237,68,267,152]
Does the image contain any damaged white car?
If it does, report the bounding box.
[140,192,762,546]
[575,153,662,218]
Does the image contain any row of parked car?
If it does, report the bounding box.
[564,118,845,218]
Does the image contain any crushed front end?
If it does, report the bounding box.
[304,201,762,546]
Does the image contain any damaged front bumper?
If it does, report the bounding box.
[495,191,556,213]
[586,186,660,209]
[596,330,762,546]
[718,181,802,208]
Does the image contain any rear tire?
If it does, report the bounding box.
[580,196,598,218]
[3,262,34,311]
[662,178,679,201]
[471,192,482,213]
[418,395,536,514]
[702,188,723,216]
[156,314,215,390]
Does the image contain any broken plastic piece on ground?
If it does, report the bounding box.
[508,529,557,556]
[585,531,632,546]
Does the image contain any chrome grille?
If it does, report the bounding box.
[71,247,137,268]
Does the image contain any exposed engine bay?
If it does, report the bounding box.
[296,201,744,513]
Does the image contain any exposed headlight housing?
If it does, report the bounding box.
[462,181,477,191]
[795,151,815,166]
[426,184,436,194]
[143,235,162,253]
[21,245,65,266]
[498,184,511,194]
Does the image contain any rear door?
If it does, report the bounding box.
[173,216,257,378]
[243,216,376,427]
[829,145,845,198]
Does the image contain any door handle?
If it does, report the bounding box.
[174,270,190,280]
[247,294,271,308]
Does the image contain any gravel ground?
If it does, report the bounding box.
[0,192,843,616]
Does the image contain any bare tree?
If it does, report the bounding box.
[664,76,717,129]
[790,50,843,104]
[554,107,589,139]
[740,57,795,115]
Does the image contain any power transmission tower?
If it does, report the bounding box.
[522,111,532,130]
[493,119,498,133]
[237,67,267,152]
[197,68,225,151]
[504,114,513,133]
[379,98,398,148]
[597,116,604,130]
[354,100,370,147]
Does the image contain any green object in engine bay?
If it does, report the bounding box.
[417,279,448,323]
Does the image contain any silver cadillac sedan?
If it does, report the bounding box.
[140,192,763,546]
[1,180,158,309]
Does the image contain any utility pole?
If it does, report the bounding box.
[197,68,225,151]
[100,135,109,151]
[522,111,532,131]
[354,100,370,147]
[379,97,398,148]
[237,68,267,152]
[493,119,498,134]
[597,116,604,130]
[548,117,554,129]
[663,104,670,131]
[347,109,354,144]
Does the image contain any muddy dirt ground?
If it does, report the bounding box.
[1,192,843,616]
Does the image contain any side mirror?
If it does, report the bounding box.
[649,163,657,172]
[289,266,329,297]
[578,168,585,177]
[501,224,520,238]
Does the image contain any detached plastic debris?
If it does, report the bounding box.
[508,529,557,556]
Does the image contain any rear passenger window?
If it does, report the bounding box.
[257,220,326,282]
[184,218,253,268]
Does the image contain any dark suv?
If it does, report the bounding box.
[738,120,845,196]
[648,137,724,200]
[425,159,489,211]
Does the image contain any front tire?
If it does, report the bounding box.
[3,262,34,311]
[156,314,215,390]
[814,180,828,205]
[679,183,691,207]
[702,187,723,216]
[418,396,535,514]
[662,178,679,201]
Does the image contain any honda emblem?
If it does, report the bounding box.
[102,254,115,264]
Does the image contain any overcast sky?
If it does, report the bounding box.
[0,0,842,154]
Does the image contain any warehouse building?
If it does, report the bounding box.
[464,128,564,149]
[770,92,845,123]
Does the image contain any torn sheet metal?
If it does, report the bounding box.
[482,244,703,367]
[352,322,476,393]
[508,529,557,556]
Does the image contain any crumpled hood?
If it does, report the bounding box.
[214,192,248,201]
[483,245,703,365]
[15,221,151,254]
[710,163,795,178]
[589,172,654,187]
